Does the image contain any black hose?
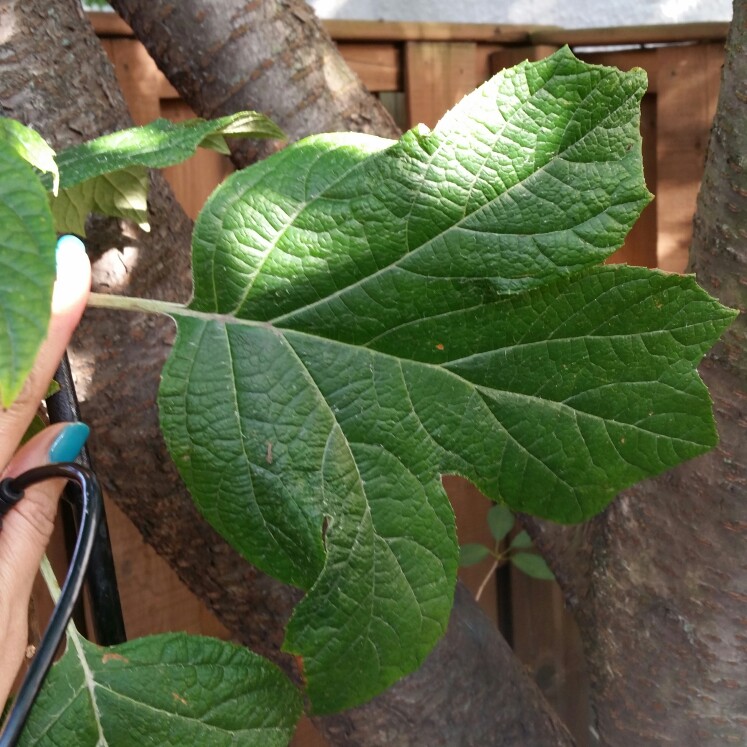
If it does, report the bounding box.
[46,354,126,646]
[0,463,102,747]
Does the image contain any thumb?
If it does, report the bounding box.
[0,422,89,706]
[0,422,90,606]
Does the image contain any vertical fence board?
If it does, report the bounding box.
[404,41,477,128]
[606,92,658,268]
[336,42,401,91]
[159,99,234,220]
[656,43,723,272]
[104,498,230,640]
[581,50,659,268]
[103,38,163,125]
[510,573,591,747]
[377,91,408,131]
[444,476,500,625]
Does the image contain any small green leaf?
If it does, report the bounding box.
[21,383,61,445]
[48,112,284,234]
[51,166,150,235]
[487,504,515,542]
[21,630,301,746]
[511,552,555,580]
[459,543,491,566]
[21,415,46,445]
[0,141,56,407]
[0,118,58,194]
[201,111,285,146]
[510,530,533,550]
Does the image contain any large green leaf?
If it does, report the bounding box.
[20,629,301,746]
[48,112,284,234]
[158,48,736,713]
[0,140,56,407]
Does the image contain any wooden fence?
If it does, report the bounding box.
[85,14,727,746]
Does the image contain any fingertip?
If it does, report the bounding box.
[47,422,90,464]
[55,235,86,265]
[52,235,90,317]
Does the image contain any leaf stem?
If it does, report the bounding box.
[475,557,500,602]
[40,555,62,604]
[87,292,188,316]
[86,292,275,331]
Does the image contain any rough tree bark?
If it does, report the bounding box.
[0,0,574,745]
[529,2,747,744]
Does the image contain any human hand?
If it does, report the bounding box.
[0,237,90,707]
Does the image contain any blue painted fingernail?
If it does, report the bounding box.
[55,235,86,273]
[48,423,90,463]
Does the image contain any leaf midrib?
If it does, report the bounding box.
[167,299,714,374]
[87,681,277,737]
[71,632,109,746]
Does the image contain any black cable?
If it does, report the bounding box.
[46,354,126,646]
[0,463,102,747]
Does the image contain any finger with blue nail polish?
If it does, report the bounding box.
[55,234,86,269]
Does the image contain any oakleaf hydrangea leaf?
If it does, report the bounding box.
[48,112,284,234]
[20,630,301,746]
[158,48,736,713]
[0,140,55,407]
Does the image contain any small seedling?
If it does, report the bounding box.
[460,505,555,600]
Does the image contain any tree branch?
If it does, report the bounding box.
[109,0,400,166]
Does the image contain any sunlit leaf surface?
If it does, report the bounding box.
[49,112,284,234]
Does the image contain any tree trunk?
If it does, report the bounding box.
[109,0,400,165]
[530,3,747,743]
[1,1,574,744]
[317,584,575,747]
